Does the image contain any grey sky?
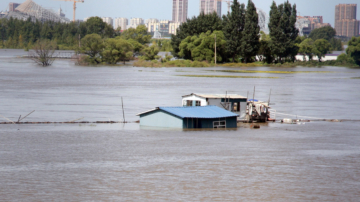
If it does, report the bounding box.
[1,0,359,26]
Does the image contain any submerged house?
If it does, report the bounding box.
[137,106,239,129]
[182,93,248,119]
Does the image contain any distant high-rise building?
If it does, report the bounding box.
[9,2,20,12]
[102,17,113,27]
[130,18,144,27]
[172,0,188,23]
[335,4,357,21]
[58,8,65,18]
[335,4,359,37]
[296,16,330,36]
[199,0,221,17]
[114,18,128,31]
[146,18,159,24]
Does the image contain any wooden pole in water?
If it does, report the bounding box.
[268,89,272,105]
[253,86,256,104]
[121,97,125,123]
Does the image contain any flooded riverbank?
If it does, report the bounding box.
[1,50,360,201]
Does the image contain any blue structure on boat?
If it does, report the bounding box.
[137,106,239,129]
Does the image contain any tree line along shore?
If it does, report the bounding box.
[0,0,359,67]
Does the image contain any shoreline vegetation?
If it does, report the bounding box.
[132,59,359,68]
[1,1,359,68]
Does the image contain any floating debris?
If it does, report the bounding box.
[250,124,260,129]
[178,75,279,79]
[213,70,334,74]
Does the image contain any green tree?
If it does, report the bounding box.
[309,26,336,41]
[268,1,298,63]
[141,44,160,60]
[127,39,144,55]
[101,38,133,64]
[241,0,260,63]
[337,53,355,64]
[313,39,331,62]
[161,53,173,63]
[258,32,272,63]
[85,17,114,38]
[171,12,223,58]
[155,39,173,52]
[298,38,315,61]
[79,33,104,64]
[40,22,53,40]
[329,38,343,51]
[121,25,151,45]
[309,26,343,51]
[18,35,24,48]
[222,0,245,62]
[179,30,226,63]
[346,36,360,66]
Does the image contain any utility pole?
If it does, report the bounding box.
[215,34,217,66]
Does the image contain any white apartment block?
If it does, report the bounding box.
[146,18,159,24]
[169,22,181,35]
[199,0,221,17]
[114,18,128,31]
[172,0,188,23]
[101,17,113,27]
[130,18,144,27]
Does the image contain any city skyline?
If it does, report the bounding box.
[335,4,359,37]
[1,0,359,27]
[172,0,188,23]
[199,0,222,17]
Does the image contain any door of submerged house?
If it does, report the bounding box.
[194,118,202,128]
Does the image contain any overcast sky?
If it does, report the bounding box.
[1,0,359,26]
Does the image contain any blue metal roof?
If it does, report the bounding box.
[158,106,239,119]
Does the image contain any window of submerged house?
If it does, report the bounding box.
[213,121,226,128]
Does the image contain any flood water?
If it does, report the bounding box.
[1,49,360,201]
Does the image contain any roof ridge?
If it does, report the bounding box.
[160,106,214,108]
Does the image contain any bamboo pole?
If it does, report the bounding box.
[0,114,15,124]
[69,117,84,123]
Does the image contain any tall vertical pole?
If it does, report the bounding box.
[121,97,125,123]
[253,86,256,104]
[215,34,217,66]
[78,34,81,48]
[73,1,76,22]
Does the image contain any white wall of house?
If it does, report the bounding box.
[295,55,338,61]
[182,95,247,119]
[256,55,339,62]
[182,95,207,106]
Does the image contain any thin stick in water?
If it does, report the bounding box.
[19,110,35,122]
[121,97,125,123]
[0,114,15,124]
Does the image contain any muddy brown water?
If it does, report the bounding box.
[1,49,360,201]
